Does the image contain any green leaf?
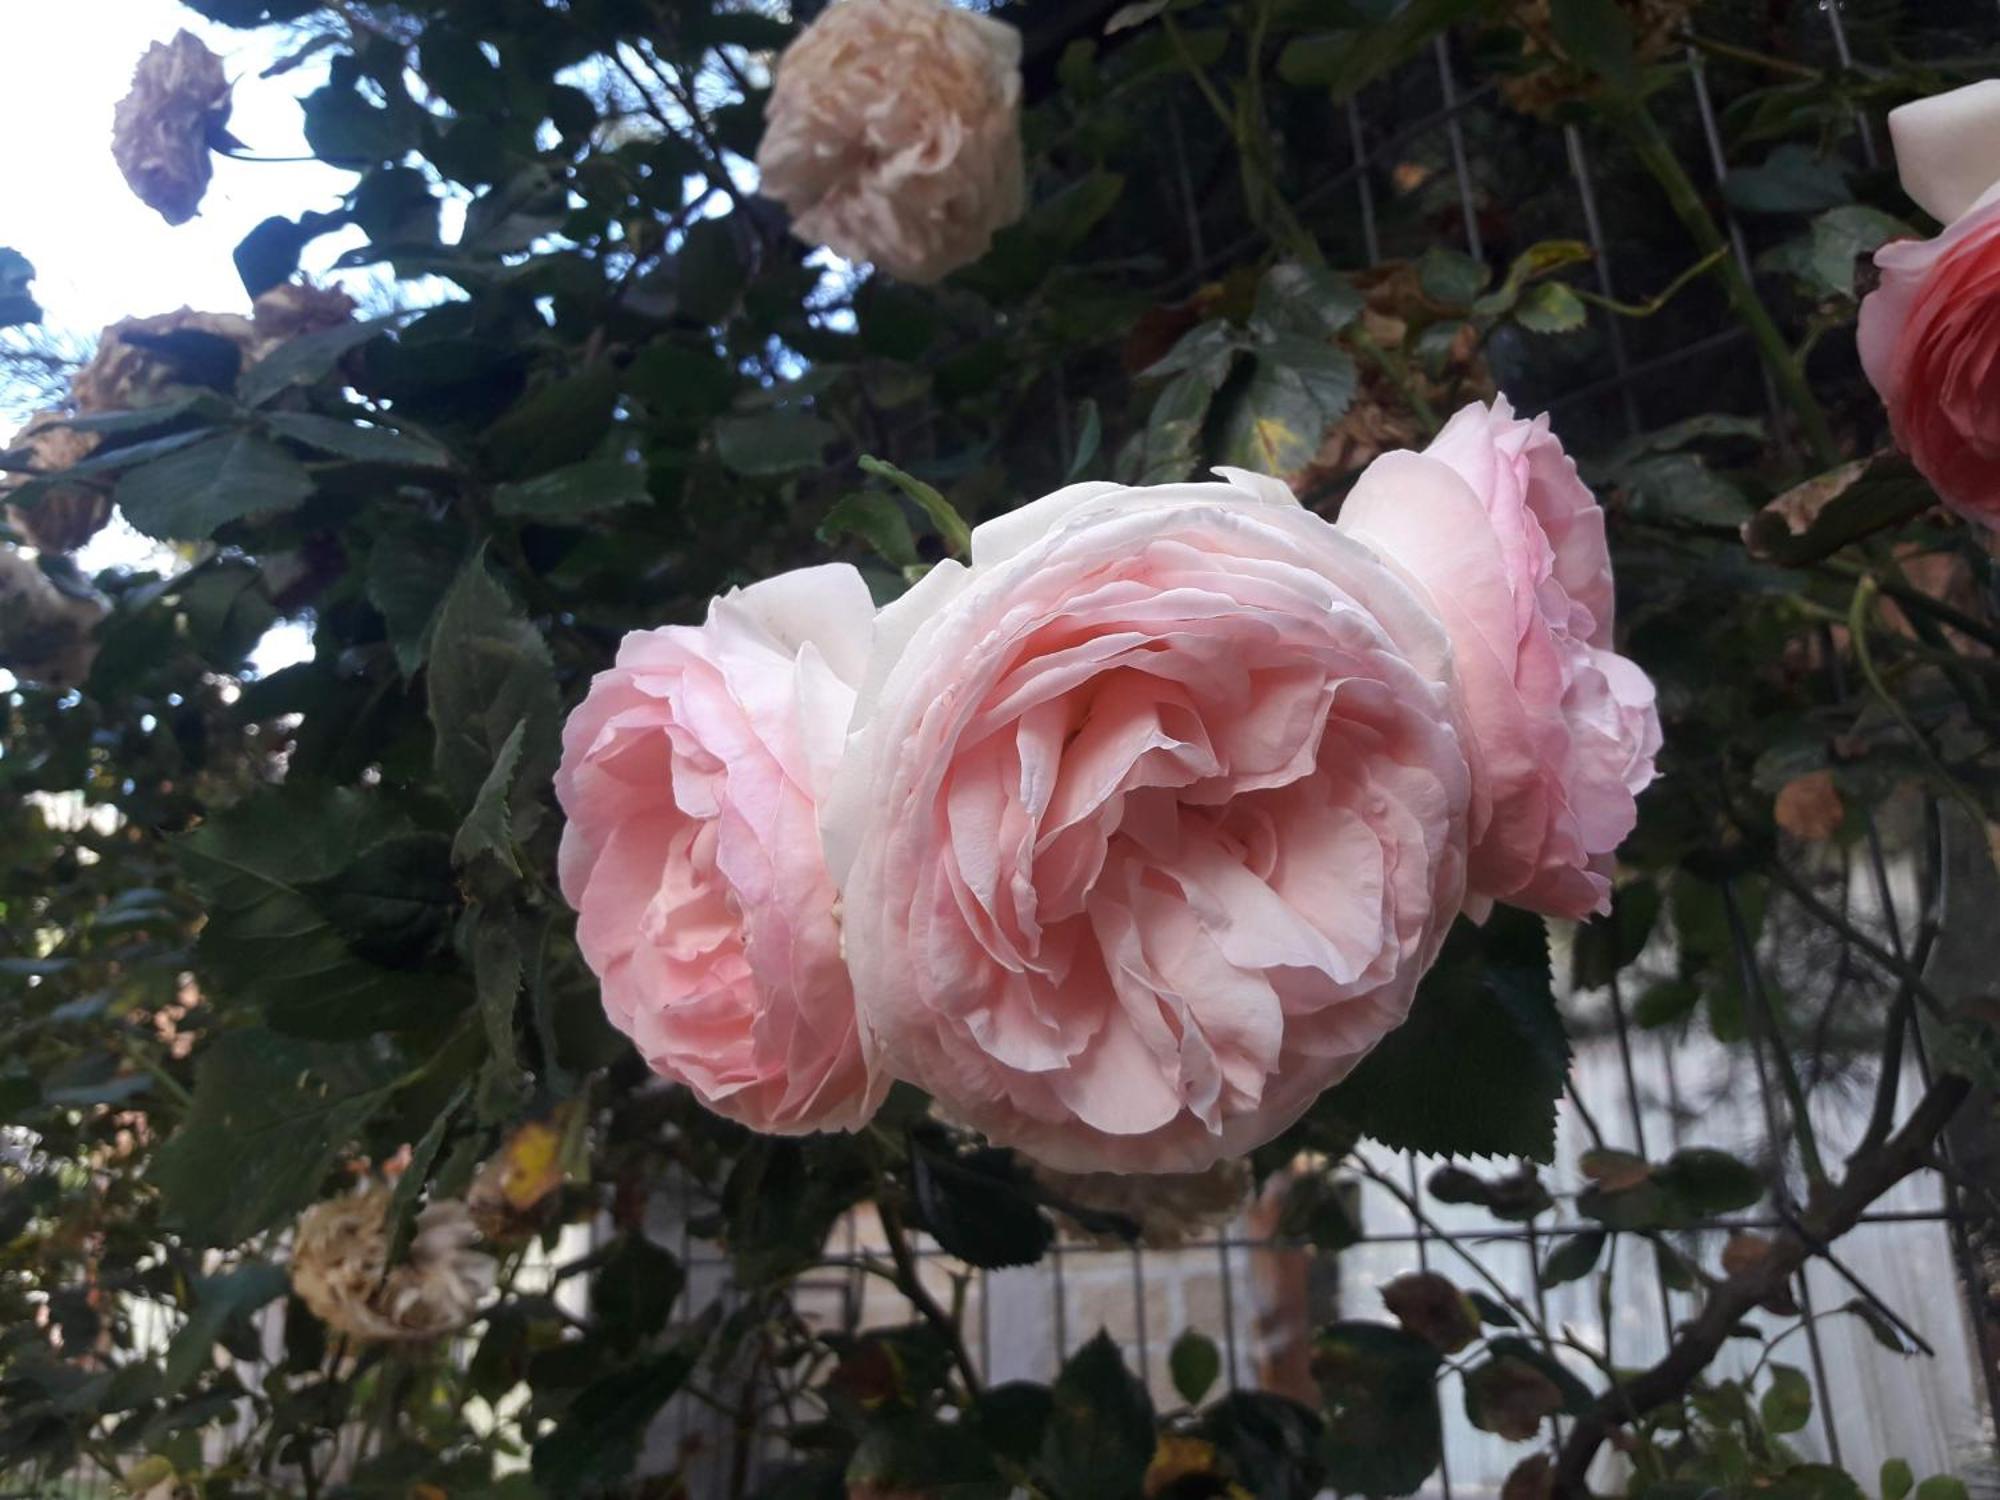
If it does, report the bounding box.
[1171,1329,1222,1406]
[471,905,521,1094]
[969,1382,1054,1468]
[481,367,619,479]
[1145,319,1242,382]
[263,411,453,469]
[367,512,467,677]
[1549,0,1639,91]
[1743,453,1936,567]
[1760,1363,1813,1435]
[721,1138,872,1285]
[909,1141,1052,1270]
[1254,263,1364,339]
[1914,1479,1971,1500]
[1572,881,1661,989]
[1724,145,1851,216]
[427,551,560,816]
[163,1263,288,1395]
[715,410,838,477]
[1417,245,1492,309]
[176,787,446,1038]
[1326,911,1568,1161]
[1652,1147,1763,1215]
[821,491,920,570]
[1537,1230,1607,1289]
[151,1029,402,1246]
[454,720,527,879]
[1634,978,1701,1029]
[1463,1353,1565,1441]
[846,1411,1008,1500]
[384,1081,466,1263]
[1223,338,1357,476]
[1197,1391,1325,1500]
[1313,1321,1442,1497]
[531,1332,706,1491]
[1067,398,1104,482]
[591,1235,684,1355]
[1278,0,1481,98]
[1881,1460,1914,1500]
[240,316,401,408]
[1043,1331,1155,1500]
[1138,366,1223,483]
[114,428,314,540]
[1515,281,1586,335]
[492,448,649,519]
[0,247,40,327]
[858,456,972,559]
[1761,205,1910,300]
[300,831,454,967]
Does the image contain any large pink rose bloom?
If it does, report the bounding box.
[1858,82,2000,526]
[1337,399,1661,920]
[821,471,1470,1173]
[556,565,883,1133]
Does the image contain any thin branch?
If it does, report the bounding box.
[877,1199,983,1399]
[1551,1073,1971,1498]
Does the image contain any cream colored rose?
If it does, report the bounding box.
[112,30,232,226]
[755,0,1025,285]
[2,411,109,554]
[288,1187,495,1344]
[71,308,259,416]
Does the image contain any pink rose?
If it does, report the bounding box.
[1337,399,1661,920]
[821,471,1471,1173]
[556,565,883,1134]
[1859,81,2000,525]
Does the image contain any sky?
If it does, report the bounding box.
[0,1,367,674]
[0,1,357,342]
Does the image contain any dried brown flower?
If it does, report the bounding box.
[0,547,106,688]
[1,412,109,554]
[288,1186,494,1344]
[112,31,232,226]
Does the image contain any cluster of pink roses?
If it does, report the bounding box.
[555,401,1661,1174]
[1862,80,2000,527]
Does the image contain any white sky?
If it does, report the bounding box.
[0,1,357,340]
[0,4,371,676]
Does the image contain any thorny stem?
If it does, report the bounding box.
[1162,11,1321,266]
[1572,245,1728,320]
[1847,575,1990,831]
[1678,31,1823,80]
[1722,877,1829,1192]
[877,1199,983,1399]
[1609,100,1839,467]
[1349,325,1441,438]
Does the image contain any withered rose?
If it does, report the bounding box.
[755,0,1025,284]
[0,547,107,689]
[2,411,109,554]
[112,30,232,226]
[288,1187,494,1344]
[71,308,259,415]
